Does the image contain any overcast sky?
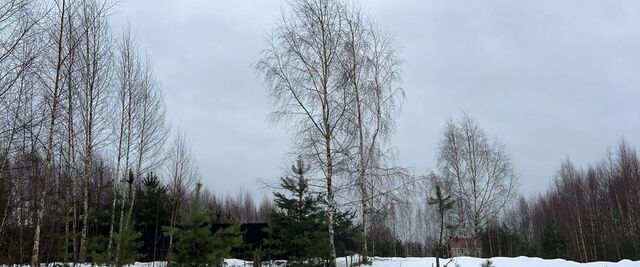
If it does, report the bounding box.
[110,0,640,199]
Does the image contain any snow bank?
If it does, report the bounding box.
[9,257,639,267]
[346,256,640,267]
[224,256,640,267]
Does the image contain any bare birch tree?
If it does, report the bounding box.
[109,27,168,266]
[31,0,76,265]
[340,5,403,259]
[256,0,352,264]
[0,0,42,195]
[437,114,517,255]
[60,4,80,260]
[75,0,113,260]
[0,6,43,244]
[0,0,40,100]
[110,27,140,263]
[125,53,168,237]
[165,127,198,261]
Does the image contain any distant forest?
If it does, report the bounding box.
[1,0,639,266]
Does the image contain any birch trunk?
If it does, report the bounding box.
[31,1,67,265]
[325,134,337,267]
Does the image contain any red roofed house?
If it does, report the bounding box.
[449,237,481,257]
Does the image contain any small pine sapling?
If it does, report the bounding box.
[429,184,456,267]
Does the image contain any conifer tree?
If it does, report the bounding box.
[210,223,243,265]
[429,184,456,267]
[135,173,171,261]
[539,224,567,259]
[268,158,331,265]
[88,175,119,264]
[114,217,143,266]
[87,234,111,265]
[167,182,241,266]
[87,199,118,265]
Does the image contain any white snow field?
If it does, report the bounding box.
[122,257,640,267]
[12,257,640,267]
[335,256,640,267]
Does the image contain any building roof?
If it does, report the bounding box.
[449,237,480,249]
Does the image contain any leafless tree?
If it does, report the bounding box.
[0,0,43,191]
[437,114,517,254]
[74,0,113,260]
[499,140,640,262]
[165,127,197,261]
[256,0,353,264]
[0,0,40,100]
[125,52,168,232]
[132,55,168,177]
[338,4,404,259]
[0,1,175,264]
[110,27,140,263]
[59,2,80,260]
[256,196,275,223]
[0,0,43,242]
[30,1,80,265]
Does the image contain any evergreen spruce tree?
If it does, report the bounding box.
[268,157,331,265]
[87,234,110,265]
[88,178,119,264]
[210,223,243,265]
[331,208,362,264]
[135,173,171,261]
[481,259,495,267]
[539,224,566,259]
[114,217,143,266]
[166,181,241,266]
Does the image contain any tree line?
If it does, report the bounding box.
[0,0,273,265]
[482,140,640,262]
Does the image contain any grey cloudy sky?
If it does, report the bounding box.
[111,0,640,199]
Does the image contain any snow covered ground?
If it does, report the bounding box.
[137,256,640,267]
[340,256,640,267]
[10,257,640,267]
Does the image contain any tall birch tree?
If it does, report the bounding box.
[164,128,197,262]
[31,0,75,265]
[75,0,112,260]
[437,114,517,256]
[340,6,403,259]
[256,0,351,265]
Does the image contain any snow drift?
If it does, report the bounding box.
[119,256,640,267]
[12,257,640,267]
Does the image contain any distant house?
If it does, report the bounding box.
[449,237,481,257]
